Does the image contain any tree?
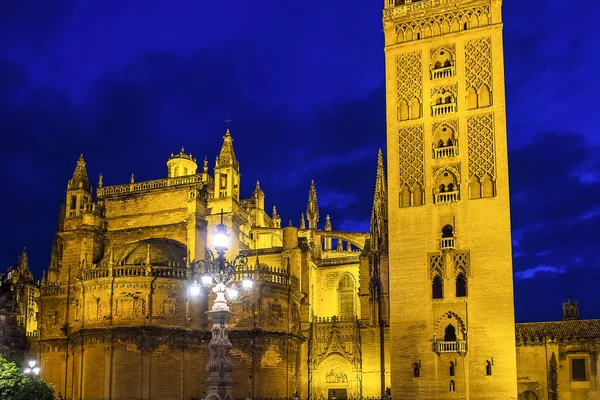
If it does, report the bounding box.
[548,352,558,400]
[0,355,55,400]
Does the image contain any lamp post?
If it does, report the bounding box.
[24,359,40,375]
[189,215,253,400]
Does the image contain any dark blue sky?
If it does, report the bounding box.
[1,0,599,323]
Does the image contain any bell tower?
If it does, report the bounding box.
[382,0,517,398]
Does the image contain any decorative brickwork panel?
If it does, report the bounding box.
[465,37,492,92]
[398,125,425,189]
[453,251,469,275]
[467,113,495,180]
[393,5,490,43]
[396,51,422,105]
[429,254,443,277]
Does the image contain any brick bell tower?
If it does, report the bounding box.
[382,0,517,398]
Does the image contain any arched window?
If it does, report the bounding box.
[444,324,456,341]
[338,274,355,320]
[486,360,492,376]
[449,380,455,392]
[442,225,454,238]
[456,273,467,297]
[413,362,420,377]
[449,361,455,376]
[432,275,443,299]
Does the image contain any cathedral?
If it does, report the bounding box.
[2,0,600,399]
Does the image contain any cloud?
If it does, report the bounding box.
[514,265,565,281]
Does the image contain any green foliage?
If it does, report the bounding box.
[548,352,558,400]
[0,355,55,400]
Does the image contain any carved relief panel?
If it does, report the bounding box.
[396,51,422,121]
[467,113,496,198]
[398,124,425,207]
[465,37,493,109]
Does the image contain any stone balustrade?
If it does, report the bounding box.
[433,340,467,353]
[432,103,457,116]
[435,190,458,204]
[431,66,455,79]
[440,237,455,251]
[97,174,204,197]
[433,145,457,159]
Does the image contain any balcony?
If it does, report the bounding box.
[432,103,457,116]
[440,237,455,251]
[431,66,455,80]
[433,145,457,159]
[435,190,458,204]
[433,340,467,354]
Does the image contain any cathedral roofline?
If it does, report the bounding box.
[515,319,600,345]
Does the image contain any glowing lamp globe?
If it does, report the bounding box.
[213,224,230,251]
[32,367,40,375]
[228,287,239,300]
[201,274,213,287]
[189,281,201,297]
[242,277,253,290]
[28,360,36,369]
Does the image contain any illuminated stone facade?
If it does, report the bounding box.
[382,0,518,398]
[0,248,39,362]
[30,132,389,400]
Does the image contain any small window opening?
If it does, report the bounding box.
[456,273,467,297]
[442,225,454,238]
[449,361,455,376]
[432,276,443,299]
[413,362,420,378]
[463,22,468,30]
[417,33,421,40]
[485,360,492,376]
[449,380,455,392]
[70,195,77,210]
[444,324,457,342]
[572,358,587,381]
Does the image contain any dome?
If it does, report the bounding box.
[113,238,186,268]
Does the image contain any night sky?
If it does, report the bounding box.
[1,0,599,323]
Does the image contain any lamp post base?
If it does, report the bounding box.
[204,309,235,400]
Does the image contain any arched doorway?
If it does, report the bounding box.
[313,353,355,400]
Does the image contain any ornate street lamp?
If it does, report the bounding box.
[24,359,40,375]
[189,213,253,400]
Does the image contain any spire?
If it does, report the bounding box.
[203,157,208,172]
[18,247,28,272]
[68,154,91,192]
[49,203,65,274]
[324,215,332,231]
[217,129,239,171]
[306,180,319,230]
[272,206,281,228]
[18,247,33,282]
[300,213,306,230]
[370,149,388,252]
[98,173,103,188]
[253,180,263,197]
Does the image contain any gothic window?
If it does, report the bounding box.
[485,360,492,376]
[338,273,355,320]
[449,361,455,376]
[444,324,456,341]
[449,380,455,392]
[432,122,458,159]
[432,275,443,299]
[456,273,467,297]
[430,47,455,79]
[413,362,420,377]
[70,195,76,210]
[571,358,587,381]
[434,170,459,203]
